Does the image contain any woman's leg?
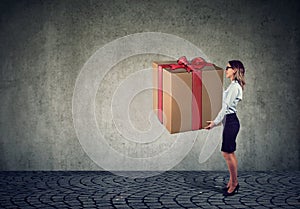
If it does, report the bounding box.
[222,151,238,192]
[222,152,232,187]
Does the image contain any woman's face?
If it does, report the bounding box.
[225,63,236,80]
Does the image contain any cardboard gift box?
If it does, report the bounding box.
[153,59,224,134]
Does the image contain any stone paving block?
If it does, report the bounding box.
[64,200,82,206]
[0,171,299,208]
[130,205,148,209]
[232,205,250,208]
[96,203,114,208]
[201,205,220,209]
[115,205,132,209]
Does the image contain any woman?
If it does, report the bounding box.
[205,60,245,196]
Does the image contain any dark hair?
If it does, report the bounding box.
[228,60,246,90]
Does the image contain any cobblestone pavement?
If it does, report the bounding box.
[0,171,299,209]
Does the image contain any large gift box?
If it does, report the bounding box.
[153,57,224,134]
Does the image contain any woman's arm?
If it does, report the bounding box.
[205,85,239,129]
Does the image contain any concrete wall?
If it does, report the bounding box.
[0,0,299,171]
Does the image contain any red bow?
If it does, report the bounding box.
[161,56,213,72]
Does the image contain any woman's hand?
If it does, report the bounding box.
[204,121,215,130]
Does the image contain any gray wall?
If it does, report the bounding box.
[0,0,299,171]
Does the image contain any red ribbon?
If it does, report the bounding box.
[157,56,213,130]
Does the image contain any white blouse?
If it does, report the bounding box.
[213,80,243,125]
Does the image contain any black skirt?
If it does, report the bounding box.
[221,113,240,153]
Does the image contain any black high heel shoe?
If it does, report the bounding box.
[223,184,239,196]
